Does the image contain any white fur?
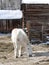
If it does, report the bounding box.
[11,28,32,58]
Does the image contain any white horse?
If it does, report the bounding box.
[11,28,32,58]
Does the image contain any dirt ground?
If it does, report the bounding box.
[0,34,49,65]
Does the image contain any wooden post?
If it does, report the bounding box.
[26,20,31,39]
[22,15,25,28]
[42,25,43,41]
[10,20,12,31]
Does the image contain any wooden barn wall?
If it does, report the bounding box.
[21,4,49,41]
[0,0,21,10]
[0,0,22,33]
[0,19,22,33]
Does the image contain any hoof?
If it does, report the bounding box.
[21,54,23,56]
[16,56,18,58]
[29,55,32,57]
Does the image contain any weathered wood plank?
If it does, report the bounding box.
[22,4,49,41]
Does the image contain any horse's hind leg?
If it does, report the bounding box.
[14,47,18,58]
[13,42,18,58]
[18,45,22,57]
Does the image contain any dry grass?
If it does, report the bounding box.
[0,35,49,65]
